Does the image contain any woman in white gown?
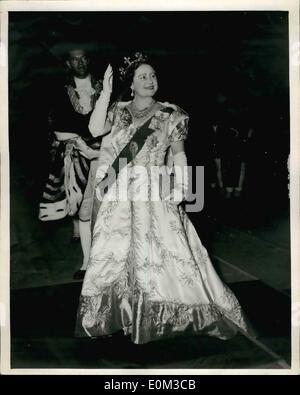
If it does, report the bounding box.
[75,53,251,344]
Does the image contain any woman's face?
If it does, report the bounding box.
[131,64,158,98]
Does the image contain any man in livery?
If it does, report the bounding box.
[39,45,108,279]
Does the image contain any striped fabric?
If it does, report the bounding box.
[39,76,102,221]
[39,139,92,221]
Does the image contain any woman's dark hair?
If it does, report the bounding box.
[109,53,160,123]
[117,53,158,101]
[124,60,152,84]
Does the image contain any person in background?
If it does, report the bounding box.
[39,45,110,280]
[214,114,251,199]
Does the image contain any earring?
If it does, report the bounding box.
[131,88,134,97]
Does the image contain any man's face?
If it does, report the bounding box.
[66,49,90,78]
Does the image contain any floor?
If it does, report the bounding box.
[8,164,291,370]
[10,279,290,369]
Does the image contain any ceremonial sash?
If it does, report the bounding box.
[90,106,174,229]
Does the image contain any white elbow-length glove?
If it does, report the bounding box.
[89,64,113,137]
[164,151,189,205]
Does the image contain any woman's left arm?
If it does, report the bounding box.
[89,65,113,137]
[169,141,189,204]
[171,140,185,156]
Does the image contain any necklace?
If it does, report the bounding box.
[131,99,156,119]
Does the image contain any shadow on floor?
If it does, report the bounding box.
[10,280,291,369]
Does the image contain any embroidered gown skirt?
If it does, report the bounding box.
[75,102,250,344]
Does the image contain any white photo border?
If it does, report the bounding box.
[0,0,299,375]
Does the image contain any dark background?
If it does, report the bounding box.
[9,11,290,221]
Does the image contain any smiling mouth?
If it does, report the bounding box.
[145,86,154,90]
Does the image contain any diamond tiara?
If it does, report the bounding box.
[119,52,148,81]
